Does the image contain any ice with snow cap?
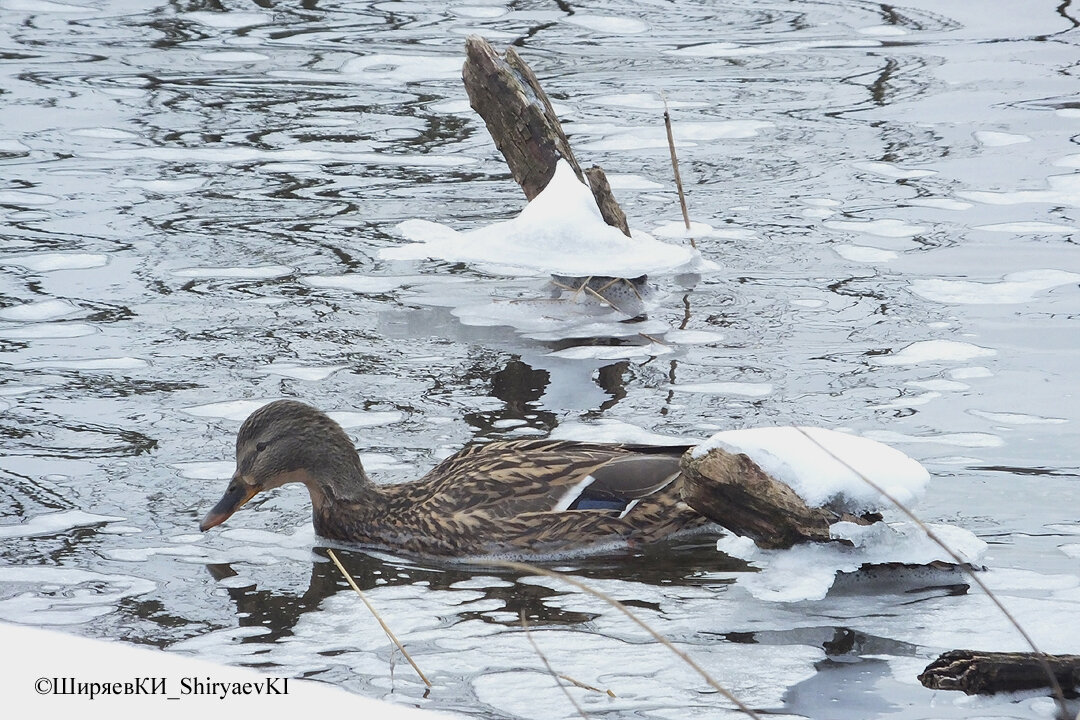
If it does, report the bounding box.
[381,160,707,277]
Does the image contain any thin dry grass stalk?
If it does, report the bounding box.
[326,549,433,688]
[520,611,590,719]
[493,560,762,719]
[792,427,1070,715]
[557,674,616,698]
[662,92,694,245]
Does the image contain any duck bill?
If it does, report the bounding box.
[200,476,258,531]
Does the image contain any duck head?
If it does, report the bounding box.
[199,399,369,532]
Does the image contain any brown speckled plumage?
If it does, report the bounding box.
[200,399,712,557]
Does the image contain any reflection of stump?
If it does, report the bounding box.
[680,447,878,549]
[462,35,630,236]
[919,650,1080,697]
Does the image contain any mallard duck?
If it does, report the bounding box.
[199,399,711,557]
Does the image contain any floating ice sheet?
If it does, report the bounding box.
[669,381,773,397]
[959,172,1080,207]
[381,162,703,277]
[824,218,928,237]
[327,410,404,428]
[0,510,124,538]
[172,265,292,279]
[667,38,880,57]
[0,566,155,625]
[834,245,898,263]
[910,269,1080,304]
[974,130,1031,147]
[259,363,348,381]
[854,161,936,179]
[16,356,148,371]
[718,521,986,602]
[2,253,107,271]
[303,274,411,293]
[550,419,698,445]
[0,298,82,321]
[183,398,284,421]
[564,14,648,33]
[693,427,930,513]
[874,339,996,365]
[580,120,773,152]
[0,322,97,339]
[976,221,1078,233]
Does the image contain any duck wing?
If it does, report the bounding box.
[408,439,692,518]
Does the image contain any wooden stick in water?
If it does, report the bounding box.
[662,92,694,245]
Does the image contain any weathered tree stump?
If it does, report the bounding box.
[680,447,878,549]
[462,35,630,236]
[919,650,1080,697]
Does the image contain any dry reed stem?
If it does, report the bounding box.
[792,428,1069,714]
[520,611,590,719]
[326,549,432,688]
[557,674,616,697]
[493,560,762,718]
[662,92,694,245]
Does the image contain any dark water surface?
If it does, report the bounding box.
[2,1,1079,717]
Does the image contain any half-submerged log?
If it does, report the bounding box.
[680,446,878,550]
[919,650,1080,697]
[462,35,630,236]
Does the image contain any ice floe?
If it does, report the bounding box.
[0,298,82,321]
[874,339,996,365]
[259,362,348,381]
[824,217,928,237]
[718,521,986,602]
[0,510,123,538]
[172,265,292,280]
[974,130,1031,147]
[669,381,773,397]
[834,244,898,263]
[910,269,1080,304]
[853,161,936,179]
[959,172,1080,207]
[2,253,108,271]
[564,14,648,34]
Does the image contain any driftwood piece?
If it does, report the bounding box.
[462,35,631,237]
[680,447,876,549]
[919,650,1080,697]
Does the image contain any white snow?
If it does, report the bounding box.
[692,426,930,513]
[381,162,703,277]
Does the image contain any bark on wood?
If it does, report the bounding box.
[919,650,1080,697]
[462,35,631,237]
[680,447,877,550]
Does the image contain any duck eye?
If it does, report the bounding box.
[255,441,268,453]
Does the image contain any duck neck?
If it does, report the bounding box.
[305,451,381,518]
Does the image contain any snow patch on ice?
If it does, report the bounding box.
[381,162,705,277]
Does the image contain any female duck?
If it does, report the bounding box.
[200,399,710,557]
